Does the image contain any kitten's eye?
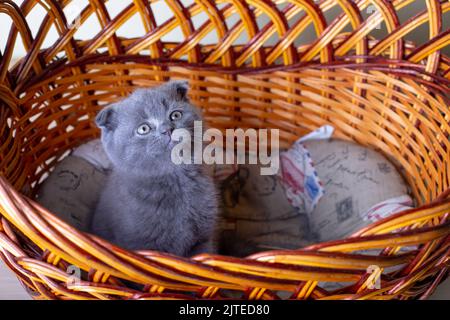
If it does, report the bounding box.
[136,123,151,135]
[170,110,183,121]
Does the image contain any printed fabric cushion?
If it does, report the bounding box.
[216,163,312,257]
[36,155,109,231]
[302,138,413,242]
[36,140,312,258]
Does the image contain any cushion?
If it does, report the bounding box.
[36,134,414,260]
[36,155,108,231]
[302,138,413,242]
[216,163,312,257]
[36,141,312,257]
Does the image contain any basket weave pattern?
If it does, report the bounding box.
[0,0,449,299]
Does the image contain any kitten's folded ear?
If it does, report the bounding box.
[165,80,189,101]
[95,106,117,131]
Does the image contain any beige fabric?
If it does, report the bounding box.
[36,156,108,231]
[36,156,310,257]
[35,138,412,261]
[303,139,411,242]
[217,164,311,257]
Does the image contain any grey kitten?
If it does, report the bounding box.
[90,81,218,256]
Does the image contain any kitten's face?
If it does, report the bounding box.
[95,81,201,175]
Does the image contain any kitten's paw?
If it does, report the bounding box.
[188,240,215,257]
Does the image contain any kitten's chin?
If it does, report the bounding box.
[167,139,179,149]
[161,135,176,148]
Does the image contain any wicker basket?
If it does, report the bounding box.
[0,0,449,300]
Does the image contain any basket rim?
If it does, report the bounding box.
[0,167,449,292]
[15,54,450,95]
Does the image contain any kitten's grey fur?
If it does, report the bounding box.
[90,81,218,256]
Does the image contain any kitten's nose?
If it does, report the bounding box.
[159,124,173,136]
